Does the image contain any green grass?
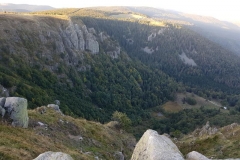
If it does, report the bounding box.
[162,92,229,113]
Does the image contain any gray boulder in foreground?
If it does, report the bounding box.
[0,97,29,128]
[33,151,73,160]
[131,129,184,160]
[186,151,210,160]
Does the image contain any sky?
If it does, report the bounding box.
[1,0,239,22]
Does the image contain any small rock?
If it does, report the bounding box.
[79,136,83,141]
[47,104,60,111]
[114,151,124,160]
[186,151,210,160]
[37,122,45,126]
[59,119,64,123]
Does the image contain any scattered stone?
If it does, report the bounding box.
[95,156,99,160]
[68,134,83,141]
[33,151,73,160]
[37,122,45,126]
[114,151,124,160]
[47,104,60,111]
[59,119,64,123]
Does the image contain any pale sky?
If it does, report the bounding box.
[1,0,239,22]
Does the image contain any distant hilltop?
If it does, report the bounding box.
[0,3,54,12]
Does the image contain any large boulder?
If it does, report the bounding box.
[131,129,184,160]
[33,151,73,160]
[186,151,210,160]
[0,97,29,128]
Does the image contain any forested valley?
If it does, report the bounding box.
[1,7,240,137]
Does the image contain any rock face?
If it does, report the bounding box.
[0,97,29,128]
[81,25,99,54]
[186,151,210,160]
[0,14,123,74]
[193,121,218,137]
[33,151,73,160]
[131,129,184,160]
[60,22,100,54]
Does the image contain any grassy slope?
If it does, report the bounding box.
[0,107,135,160]
[177,123,240,159]
[162,92,228,113]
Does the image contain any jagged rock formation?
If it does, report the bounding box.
[131,129,184,160]
[193,121,218,137]
[177,122,240,159]
[0,14,123,74]
[58,21,99,55]
[186,151,210,160]
[84,26,99,54]
[33,151,73,160]
[0,97,29,128]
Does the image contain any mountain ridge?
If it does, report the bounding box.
[0,3,54,12]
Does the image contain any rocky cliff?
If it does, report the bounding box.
[0,13,120,72]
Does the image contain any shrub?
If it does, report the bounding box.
[185,97,197,105]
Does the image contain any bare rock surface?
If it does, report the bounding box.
[33,151,73,160]
[0,97,28,128]
[186,151,210,160]
[131,129,184,160]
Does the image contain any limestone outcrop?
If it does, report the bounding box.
[131,129,184,160]
[33,151,73,160]
[0,97,29,128]
[193,121,218,137]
